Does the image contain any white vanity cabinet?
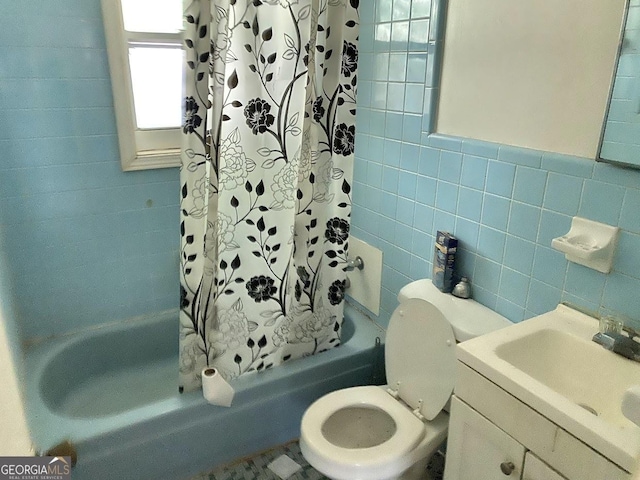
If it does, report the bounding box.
[522,453,567,480]
[444,363,631,480]
[445,396,569,480]
[445,396,525,479]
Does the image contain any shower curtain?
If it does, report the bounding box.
[179,0,359,391]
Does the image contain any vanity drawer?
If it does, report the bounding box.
[455,362,630,480]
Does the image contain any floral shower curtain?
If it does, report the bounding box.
[179,0,359,391]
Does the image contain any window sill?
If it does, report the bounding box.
[122,148,181,171]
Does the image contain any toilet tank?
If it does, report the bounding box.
[398,279,512,342]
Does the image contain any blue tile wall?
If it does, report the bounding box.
[352,0,640,327]
[0,0,179,343]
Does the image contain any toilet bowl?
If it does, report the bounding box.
[300,279,511,480]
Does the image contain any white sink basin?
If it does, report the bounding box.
[457,304,640,473]
[495,328,640,427]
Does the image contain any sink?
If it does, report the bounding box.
[456,304,640,473]
[495,328,640,428]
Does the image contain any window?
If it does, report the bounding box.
[102,0,183,171]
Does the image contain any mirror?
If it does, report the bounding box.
[599,1,640,168]
[436,0,626,159]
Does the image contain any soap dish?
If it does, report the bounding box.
[551,216,619,274]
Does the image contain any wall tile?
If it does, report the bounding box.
[385,111,404,139]
[527,280,562,315]
[393,0,412,21]
[499,267,530,308]
[485,161,515,197]
[383,139,402,167]
[391,21,409,50]
[428,133,462,151]
[404,85,424,114]
[477,226,506,263]
[418,146,440,177]
[454,217,480,250]
[400,143,420,171]
[394,223,414,251]
[375,24,392,52]
[387,83,406,111]
[564,263,606,306]
[579,180,625,225]
[411,0,432,18]
[592,162,640,190]
[376,0,392,22]
[481,194,511,231]
[537,209,571,246]
[474,257,501,292]
[366,161,383,188]
[402,113,422,142]
[413,203,434,233]
[373,52,390,80]
[350,0,640,327]
[398,170,418,199]
[503,236,536,276]
[409,254,430,280]
[461,138,500,159]
[433,209,455,234]
[543,173,583,215]
[498,145,542,168]
[614,232,640,277]
[438,150,463,183]
[409,19,430,51]
[532,246,566,289]
[371,82,388,110]
[513,166,547,206]
[369,110,386,136]
[540,152,594,178]
[507,202,541,242]
[0,1,181,342]
[603,273,640,320]
[457,187,483,222]
[495,297,525,323]
[435,181,458,213]
[416,175,437,206]
[411,229,431,255]
[620,188,640,234]
[406,53,427,82]
[460,154,488,191]
[389,53,408,81]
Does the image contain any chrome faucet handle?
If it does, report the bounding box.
[344,256,364,272]
[623,325,640,340]
[593,331,640,361]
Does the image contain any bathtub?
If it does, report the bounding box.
[23,303,384,480]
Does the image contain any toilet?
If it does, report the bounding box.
[299,279,511,480]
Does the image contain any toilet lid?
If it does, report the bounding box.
[386,298,456,421]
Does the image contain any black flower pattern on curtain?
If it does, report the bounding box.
[178,0,359,391]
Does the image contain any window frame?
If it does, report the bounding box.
[101,0,182,171]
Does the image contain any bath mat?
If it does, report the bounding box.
[267,454,302,479]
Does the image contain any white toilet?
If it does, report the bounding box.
[300,279,511,480]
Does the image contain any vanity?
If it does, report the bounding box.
[443,305,640,480]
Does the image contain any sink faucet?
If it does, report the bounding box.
[593,326,640,362]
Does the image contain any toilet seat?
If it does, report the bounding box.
[300,385,426,475]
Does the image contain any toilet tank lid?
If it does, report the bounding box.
[398,280,512,342]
